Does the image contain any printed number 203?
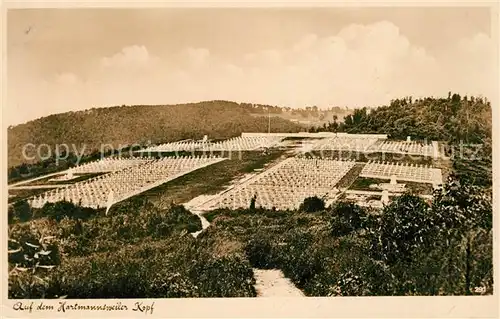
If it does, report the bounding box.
[474,286,486,294]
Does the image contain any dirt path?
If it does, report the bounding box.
[8,171,67,188]
[189,209,211,238]
[183,154,291,237]
[9,184,71,189]
[253,269,305,297]
[183,195,215,237]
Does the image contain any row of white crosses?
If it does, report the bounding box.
[140,136,284,153]
[366,140,436,156]
[217,185,336,211]
[312,137,380,152]
[209,157,355,210]
[202,136,284,151]
[70,157,151,174]
[360,160,443,185]
[142,141,211,152]
[29,155,226,209]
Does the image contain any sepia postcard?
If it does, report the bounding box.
[1,1,499,318]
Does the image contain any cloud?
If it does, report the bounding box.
[292,33,318,52]
[101,45,154,69]
[209,20,442,107]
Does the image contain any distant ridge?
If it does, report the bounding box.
[7,101,303,167]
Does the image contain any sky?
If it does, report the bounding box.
[6,7,497,125]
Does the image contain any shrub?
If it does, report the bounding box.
[301,237,395,296]
[193,256,256,297]
[9,200,32,222]
[36,201,98,221]
[9,235,256,298]
[8,227,61,276]
[299,196,325,213]
[9,270,57,299]
[245,236,277,269]
[273,230,324,288]
[371,194,433,264]
[329,202,367,237]
[387,228,494,296]
[140,204,202,238]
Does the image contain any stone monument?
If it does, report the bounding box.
[390,175,397,185]
[381,190,390,205]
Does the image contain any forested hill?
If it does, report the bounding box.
[336,93,492,144]
[312,93,493,187]
[8,101,302,167]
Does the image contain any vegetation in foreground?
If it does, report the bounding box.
[206,179,492,296]
[8,175,492,298]
[9,200,257,299]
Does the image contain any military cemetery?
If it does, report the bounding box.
[6,7,493,305]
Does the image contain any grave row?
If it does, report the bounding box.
[208,157,356,210]
[140,136,284,153]
[312,137,380,151]
[29,155,226,209]
[366,140,437,156]
[69,157,152,174]
[360,160,443,185]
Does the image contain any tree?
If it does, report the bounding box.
[19,163,29,175]
[430,178,492,295]
[8,167,20,179]
[344,115,353,126]
[249,194,257,210]
[10,200,32,222]
[371,194,433,264]
[39,200,98,221]
[431,177,492,233]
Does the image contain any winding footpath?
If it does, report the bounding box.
[253,269,305,297]
[182,153,305,296]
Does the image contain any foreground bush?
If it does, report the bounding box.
[210,179,493,297]
[9,202,203,259]
[9,177,493,298]
[299,196,325,212]
[245,234,278,269]
[9,235,256,298]
[37,201,99,221]
[329,202,367,237]
[8,200,32,223]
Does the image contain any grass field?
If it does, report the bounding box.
[349,177,434,195]
[17,172,107,186]
[403,181,434,195]
[349,177,390,190]
[336,163,366,189]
